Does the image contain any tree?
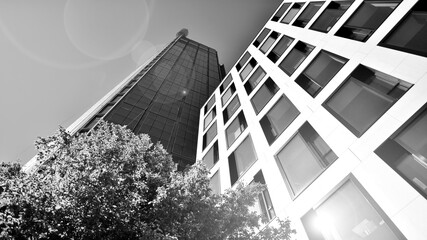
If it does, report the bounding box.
[0,121,295,239]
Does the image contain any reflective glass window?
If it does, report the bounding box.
[244,66,266,93]
[220,75,233,93]
[267,35,294,63]
[302,179,404,240]
[240,58,258,81]
[236,52,251,71]
[260,95,300,145]
[279,41,315,76]
[260,31,280,54]
[272,3,291,21]
[375,106,427,199]
[295,50,347,97]
[204,107,216,129]
[228,135,257,185]
[253,28,270,47]
[203,141,219,170]
[276,122,337,196]
[380,1,427,57]
[221,83,236,106]
[204,95,215,114]
[226,111,248,148]
[310,1,354,32]
[252,171,276,223]
[293,2,325,28]
[336,1,400,42]
[223,96,240,124]
[251,78,279,114]
[209,170,221,195]
[324,65,412,137]
[203,121,217,149]
[281,3,304,24]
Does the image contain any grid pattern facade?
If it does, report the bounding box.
[197,0,427,239]
[79,35,222,168]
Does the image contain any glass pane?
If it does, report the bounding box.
[234,136,257,177]
[261,96,300,144]
[267,35,294,63]
[272,3,291,21]
[337,1,399,41]
[279,42,314,76]
[311,181,400,240]
[226,112,247,148]
[382,1,427,57]
[204,122,217,148]
[325,65,411,136]
[202,142,218,169]
[221,84,235,106]
[240,59,257,81]
[310,1,353,32]
[260,37,276,53]
[204,107,216,129]
[245,66,266,92]
[254,28,270,47]
[278,133,324,195]
[296,51,347,97]
[282,3,303,24]
[236,52,251,71]
[205,96,215,113]
[223,96,241,124]
[294,2,325,27]
[209,170,221,195]
[251,78,279,114]
[220,75,233,93]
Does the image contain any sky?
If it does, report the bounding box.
[0,0,282,164]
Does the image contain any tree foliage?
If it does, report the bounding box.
[0,121,295,239]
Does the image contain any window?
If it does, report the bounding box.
[236,52,251,71]
[204,107,216,129]
[336,1,401,42]
[301,178,405,240]
[223,95,240,124]
[252,171,276,223]
[260,31,280,54]
[209,170,221,195]
[279,41,315,76]
[219,75,233,93]
[240,58,258,81]
[324,65,412,137]
[221,83,236,106]
[226,111,248,148]
[272,3,291,21]
[276,122,337,196]
[203,141,219,170]
[253,28,270,47]
[260,95,300,145]
[380,1,427,57]
[204,96,215,114]
[251,78,280,114]
[295,50,348,97]
[310,1,354,33]
[267,35,294,63]
[293,2,325,28]
[203,121,217,149]
[281,3,304,24]
[244,66,266,93]
[375,105,427,199]
[228,135,257,185]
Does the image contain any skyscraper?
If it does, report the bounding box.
[198,0,427,239]
[24,29,223,171]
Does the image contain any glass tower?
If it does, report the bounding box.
[78,29,222,168]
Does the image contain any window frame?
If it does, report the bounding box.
[228,135,258,186]
[293,1,325,28]
[225,111,248,148]
[309,0,355,33]
[250,77,280,114]
[279,41,315,76]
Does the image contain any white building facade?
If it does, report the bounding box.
[197,0,427,239]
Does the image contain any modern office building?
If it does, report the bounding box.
[24,29,223,171]
[198,0,427,239]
